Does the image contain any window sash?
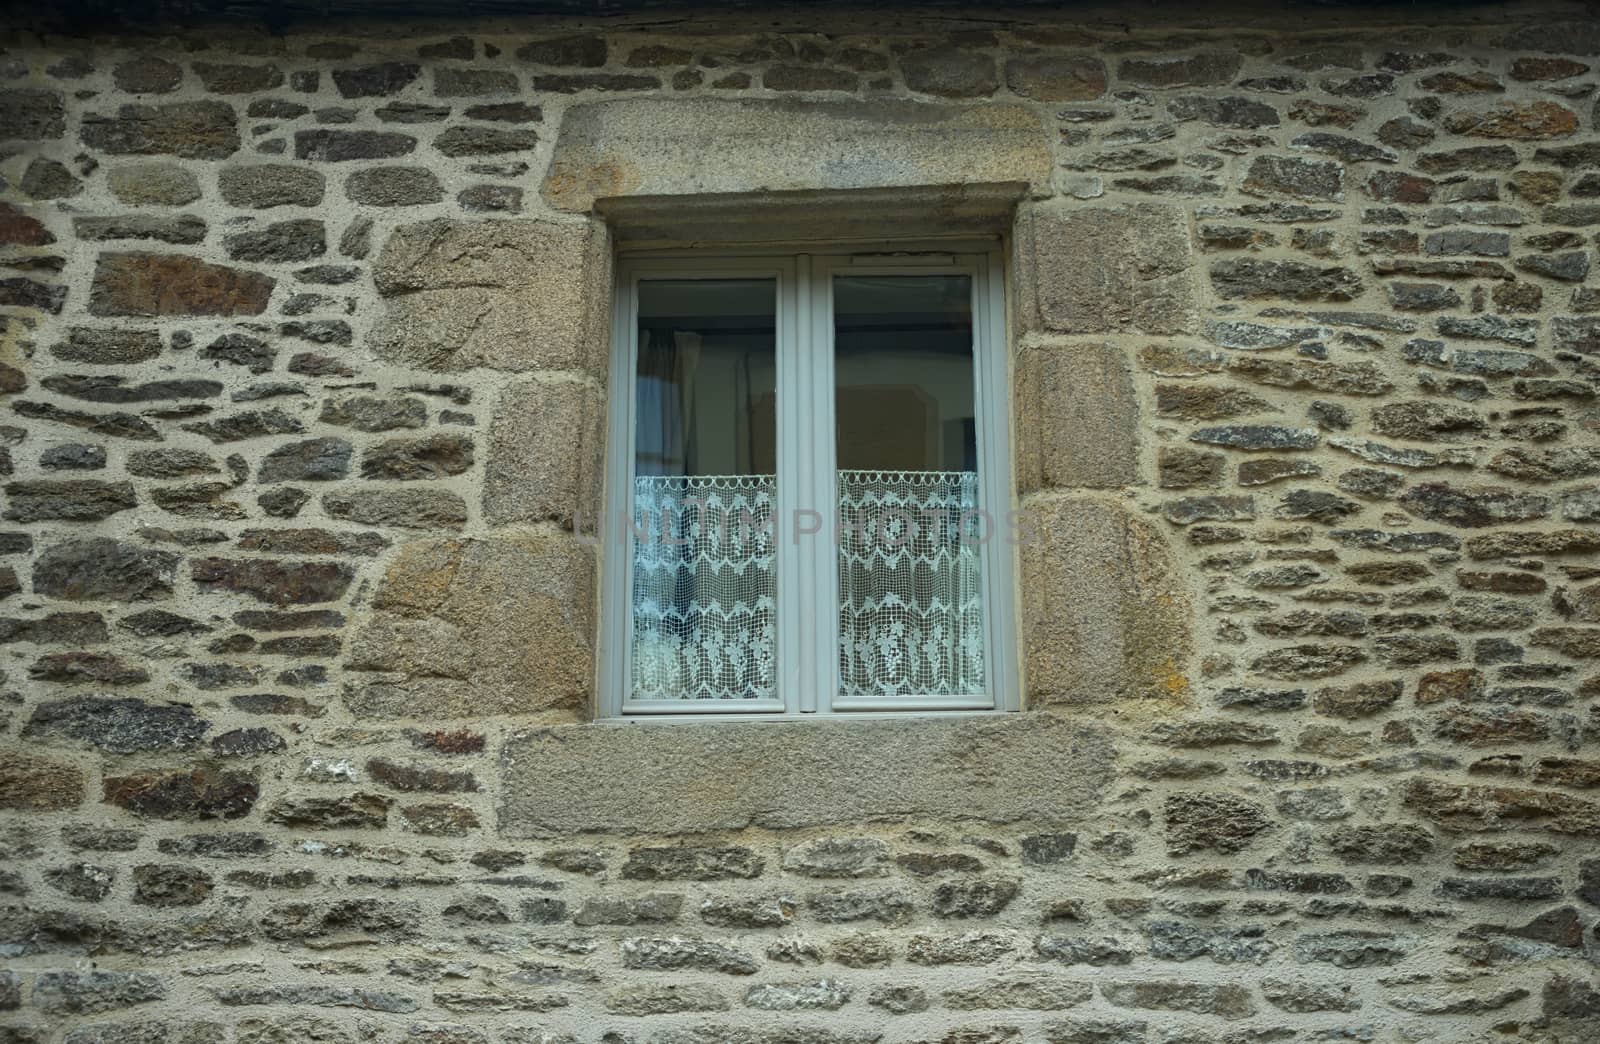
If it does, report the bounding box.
[598,246,1018,719]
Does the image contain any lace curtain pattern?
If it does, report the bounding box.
[838,469,984,698]
[630,470,983,701]
[631,474,777,700]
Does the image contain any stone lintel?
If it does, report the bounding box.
[542,97,1052,213]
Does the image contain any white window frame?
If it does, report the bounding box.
[596,242,1019,720]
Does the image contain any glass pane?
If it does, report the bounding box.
[834,274,985,699]
[631,279,777,701]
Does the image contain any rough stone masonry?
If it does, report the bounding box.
[1,1,1600,1041]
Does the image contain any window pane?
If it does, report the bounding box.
[834,274,985,698]
[631,279,777,701]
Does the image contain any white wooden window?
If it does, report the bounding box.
[597,245,1019,718]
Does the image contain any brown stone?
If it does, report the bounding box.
[89,252,274,317]
[1015,343,1139,491]
[1015,201,1196,335]
[345,532,595,719]
[483,379,603,526]
[0,751,85,810]
[1441,101,1579,139]
[1022,497,1192,705]
[103,766,259,820]
[1004,55,1107,100]
[370,217,610,374]
[79,101,239,159]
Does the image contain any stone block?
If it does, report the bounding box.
[541,97,1051,212]
[483,378,603,527]
[1014,201,1197,335]
[1014,342,1139,491]
[345,532,594,719]
[500,712,1114,836]
[89,253,273,317]
[369,217,610,374]
[1020,496,1192,705]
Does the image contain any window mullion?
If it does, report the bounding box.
[775,258,808,715]
[807,257,842,713]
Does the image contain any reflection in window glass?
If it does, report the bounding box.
[834,275,985,698]
[631,279,777,700]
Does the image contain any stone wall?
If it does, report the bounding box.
[2,3,1600,1042]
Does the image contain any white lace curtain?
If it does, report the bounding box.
[630,470,983,701]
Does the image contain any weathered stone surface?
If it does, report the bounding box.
[1164,792,1272,855]
[34,539,177,601]
[1119,52,1241,87]
[1014,343,1138,491]
[543,98,1051,211]
[1016,202,1195,335]
[1101,980,1255,1019]
[103,767,259,820]
[89,253,274,317]
[294,130,416,161]
[370,218,611,374]
[346,533,593,718]
[322,489,468,529]
[503,713,1112,836]
[1004,55,1106,101]
[346,166,444,205]
[481,379,601,525]
[3,480,136,522]
[219,165,325,208]
[24,697,207,753]
[32,971,166,1014]
[223,220,325,263]
[1211,258,1361,301]
[1021,497,1191,705]
[80,102,239,159]
[0,751,85,810]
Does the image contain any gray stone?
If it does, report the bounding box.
[572,892,682,926]
[604,984,728,1016]
[620,936,759,975]
[34,539,178,601]
[502,714,1112,836]
[22,157,83,199]
[258,438,352,483]
[1242,155,1344,200]
[944,976,1091,1011]
[1015,202,1195,335]
[108,163,201,205]
[622,846,763,881]
[323,489,468,529]
[31,971,166,1014]
[1100,980,1255,1019]
[219,165,325,208]
[744,979,852,1011]
[1119,53,1241,87]
[1261,978,1361,1013]
[223,220,325,263]
[24,697,208,753]
[346,167,443,205]
[542,98,1051,211]
[1294,930,1416,967]
[294,130,416,161]
[782,838,891,878]
[1168,95,1280,128]
[370,218,611,374]
[1211,258,1362,301]
[1034,935,1134,966]
[3,480,136,522]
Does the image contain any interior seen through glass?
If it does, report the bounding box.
[834,274,985,699]
[631,278,777,701]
